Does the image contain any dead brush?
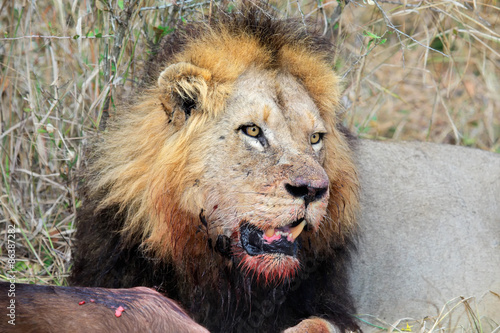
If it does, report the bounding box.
[0,1,498,331]
[356,292,500,332]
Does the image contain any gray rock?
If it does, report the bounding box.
[351,140,500,331]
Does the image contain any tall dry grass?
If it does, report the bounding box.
[0,1,498,331]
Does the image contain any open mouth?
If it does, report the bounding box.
[240,219,307,257]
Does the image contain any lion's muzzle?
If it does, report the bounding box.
[239,219,306,257]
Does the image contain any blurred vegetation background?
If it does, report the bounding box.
[0,0,498,330]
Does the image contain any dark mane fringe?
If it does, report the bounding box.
[143,4,334,86]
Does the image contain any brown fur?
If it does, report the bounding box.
[71,4,360,332]
[284,317,339,333]
[0,282,208,333]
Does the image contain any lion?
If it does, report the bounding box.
[351,140,500,331]
[70,6,360,332]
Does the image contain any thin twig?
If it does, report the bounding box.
[295,0,307,26]
[139,1,209,13]
[373,0,449,60]
[140,0,195,12]
[0,34,114,41]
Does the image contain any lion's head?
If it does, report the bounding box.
[86,9,358,286]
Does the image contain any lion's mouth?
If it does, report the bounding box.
[239,219,306,256]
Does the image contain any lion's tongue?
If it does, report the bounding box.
[263,221,306,243]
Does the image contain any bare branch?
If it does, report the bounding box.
[0,35,114,41]
[373,0,449,61]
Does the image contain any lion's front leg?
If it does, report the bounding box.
[284,317,341,333]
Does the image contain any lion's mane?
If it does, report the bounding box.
[71,5,359,332]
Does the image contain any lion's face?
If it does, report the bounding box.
[194,69,330,283]
[92,30,358,287]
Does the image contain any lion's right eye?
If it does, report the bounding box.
[310,133,321,144]
[242,125,261,138]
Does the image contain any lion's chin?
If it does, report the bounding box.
[237,252,300,285]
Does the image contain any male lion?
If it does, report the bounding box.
[70,6,359,332]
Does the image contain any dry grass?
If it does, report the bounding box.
[337,0,500,151]
[356,292,500,332]
[0,0,498,331]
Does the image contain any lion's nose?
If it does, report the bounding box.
[285,181,328,206]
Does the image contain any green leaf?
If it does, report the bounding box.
[118,0,124,10]
[462,137,476,146]
[14,261,28,271]
[153,25,175,39]
[363,30,381,39]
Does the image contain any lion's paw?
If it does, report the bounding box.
[283,317,341,333]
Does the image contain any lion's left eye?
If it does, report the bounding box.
[240,125,262,138]
[244,125,261,137]
[310,133,323,145]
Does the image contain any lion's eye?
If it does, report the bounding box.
[310,133,322,145]
[242,125,261,138]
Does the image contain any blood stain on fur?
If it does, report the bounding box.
[115,306,125,317]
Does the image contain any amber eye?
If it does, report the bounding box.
[243,125,261,137]
[310,133,322,144]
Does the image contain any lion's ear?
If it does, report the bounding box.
[158,62,212,121]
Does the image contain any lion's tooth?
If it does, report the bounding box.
[265,228,275,238]
[290,221,306,241]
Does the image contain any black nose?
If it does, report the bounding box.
[285,183,328,206]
